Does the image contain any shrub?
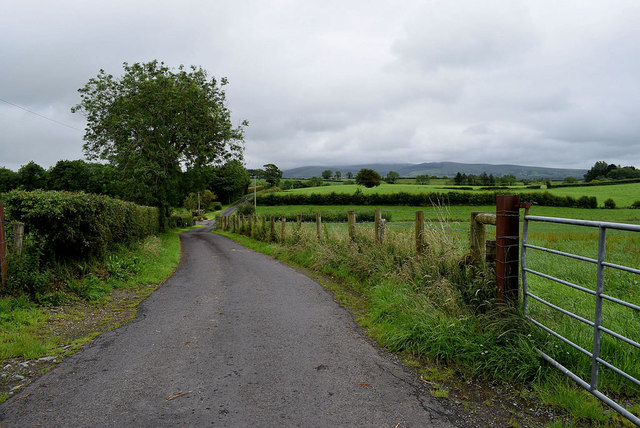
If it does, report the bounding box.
[604,198,616,209]
[631,200,640,209]
[236,202,256,216]
[212,201,223,211]
[2,190,159,262]
[167,214,194,228]
[355,169,382,188]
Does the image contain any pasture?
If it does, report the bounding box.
[271,180,640,208]
[248,188,640,415]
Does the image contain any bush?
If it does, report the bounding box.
[604,198,616,209]
[167,213,194,228]
[2,190,159,262]
[355,169,382,188]
[631,200,640,209]
[212,201,223,211]
[236,202,256,216]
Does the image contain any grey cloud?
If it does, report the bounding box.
[2,0,640,173]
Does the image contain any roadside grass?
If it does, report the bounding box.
[0,228,185,362]
[217,213,640,425]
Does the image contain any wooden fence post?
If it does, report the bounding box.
[270,216,276,241]
[415,211,425,255]
[347,211,356,240]
[13,223,24,256]
[297,214,302,231]
[316,213,322,240]
[485,240,496,264]
[281,215,286,240]
[470,212,485,264]
[0,204,6,288]
[374,208,382,243]
[496,194,521,304]
[248,215,253,235]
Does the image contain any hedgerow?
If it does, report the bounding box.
[265,211,392,223]
[2,190,159,262]
[255,190,598,208]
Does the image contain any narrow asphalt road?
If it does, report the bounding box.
[0,226,470,427]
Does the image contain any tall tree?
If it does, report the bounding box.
[385,171,400,184]
[355,169,382,188]
[48,160,92,192]
[0,167,19,193]
[584,161,610,182]
[262,163,283,187]
[72,61,247,228]
[322,169,333,180]
[210,160,250,204]
[18,161,48,190]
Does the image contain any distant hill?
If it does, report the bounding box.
[283,162,586,180]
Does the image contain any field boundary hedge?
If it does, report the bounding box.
[256,190,597,208]
[266,211,392,223]
[549,177,640,189]
[1,190,159,262]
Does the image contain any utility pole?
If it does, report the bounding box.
[254,176,257,212]
[197,192,201,215]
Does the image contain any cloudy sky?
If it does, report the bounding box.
[2,0,640,172]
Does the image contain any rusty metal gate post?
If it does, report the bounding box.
[495,194,520,303]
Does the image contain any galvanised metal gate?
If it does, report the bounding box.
[521,214,640,426]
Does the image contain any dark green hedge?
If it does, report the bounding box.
[168,213,195,228]
[1,190,159,262]
[256,190,597,208]
[549,177,640,189]
[265,211,392,223]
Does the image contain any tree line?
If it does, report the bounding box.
[0,159,251,208]
[584,161,640,182]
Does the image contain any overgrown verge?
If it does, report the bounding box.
[0,190,191,300]
[0,228,184,402]
[215,220,636,426]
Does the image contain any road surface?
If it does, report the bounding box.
[0,225,470,427]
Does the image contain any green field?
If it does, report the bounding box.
[270,181,640,208]
[546,182,640,207]
[256,204,640,224]
[251,201,640,396]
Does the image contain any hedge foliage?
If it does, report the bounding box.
[264,211,392,223]
[549,177,640,189]
[1,190,159,262]
[168,213,195,229]
[256,190,598,209]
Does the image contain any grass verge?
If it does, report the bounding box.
[0,227,186,402]
[215,220,639,426]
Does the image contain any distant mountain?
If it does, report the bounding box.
[283,162,586,180]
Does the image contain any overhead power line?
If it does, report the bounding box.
[0,97,84,132]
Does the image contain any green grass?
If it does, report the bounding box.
[547,182,640,207]
[0,296,50,359]
[219,211,640,425]
[272,182,514,196]
[268,180,640,208]
[0,228,185,360]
